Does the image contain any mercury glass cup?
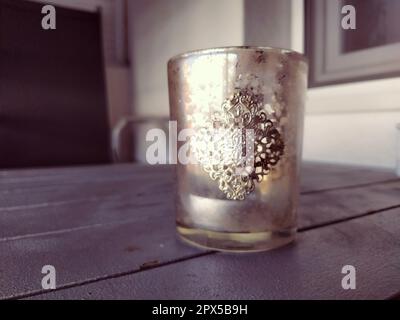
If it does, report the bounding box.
[167,46,307,252]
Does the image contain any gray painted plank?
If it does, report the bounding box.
[0,163,398,299]
[0,191,171,240]
[0,213,200,299]
[1,179,399,240]
[0,164,398,239]
[0,162,395,199]
[0,164,166,183]
[299,180,400,229]
[30,207,400,300]
[1,180,399,298]
[0,162,395,218]
[0,173,173,210]
[0,165,172,199]
[300,162,397,193]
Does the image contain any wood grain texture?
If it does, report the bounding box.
[1,178,399,241]
[300,162,397,193]
[0,165,173,211]
[299,180,400,230]
[0,212,203,299]
[0,162,394,191]
[0,163,398,299]
[30,208,400,300]
[0,164,398,239]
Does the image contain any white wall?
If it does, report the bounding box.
[303,112,400,168]
[304,78,400,169]
[241,0,400,170]
[303,111,400,169]
[27,0,400,168]
[287,0,400,170]
[127,0,400,169]
[128,0,244,118]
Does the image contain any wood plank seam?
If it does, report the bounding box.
[1,178,397,212]
[301,178,400,195]
[1,164,397,299]
[0,202,164,243]
[298,203,400,232]
[0,194,163,214]
[2,180,399,242]
[3,252,215,300]
[8,203,400,300]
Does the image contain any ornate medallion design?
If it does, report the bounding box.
[191,88,284,200]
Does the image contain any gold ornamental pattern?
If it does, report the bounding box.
[191,88,285,200]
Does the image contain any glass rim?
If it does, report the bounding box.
[168,46,308,65]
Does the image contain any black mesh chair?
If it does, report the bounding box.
[0,0,111,169]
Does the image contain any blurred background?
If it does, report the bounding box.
[1,0,399,170]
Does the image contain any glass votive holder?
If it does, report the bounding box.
[168,46,308,252]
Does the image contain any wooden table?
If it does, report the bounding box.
[1,162,399,300]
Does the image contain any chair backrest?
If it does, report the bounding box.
[0,0,111,169]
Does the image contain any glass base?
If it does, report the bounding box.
[177,225,296,253]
